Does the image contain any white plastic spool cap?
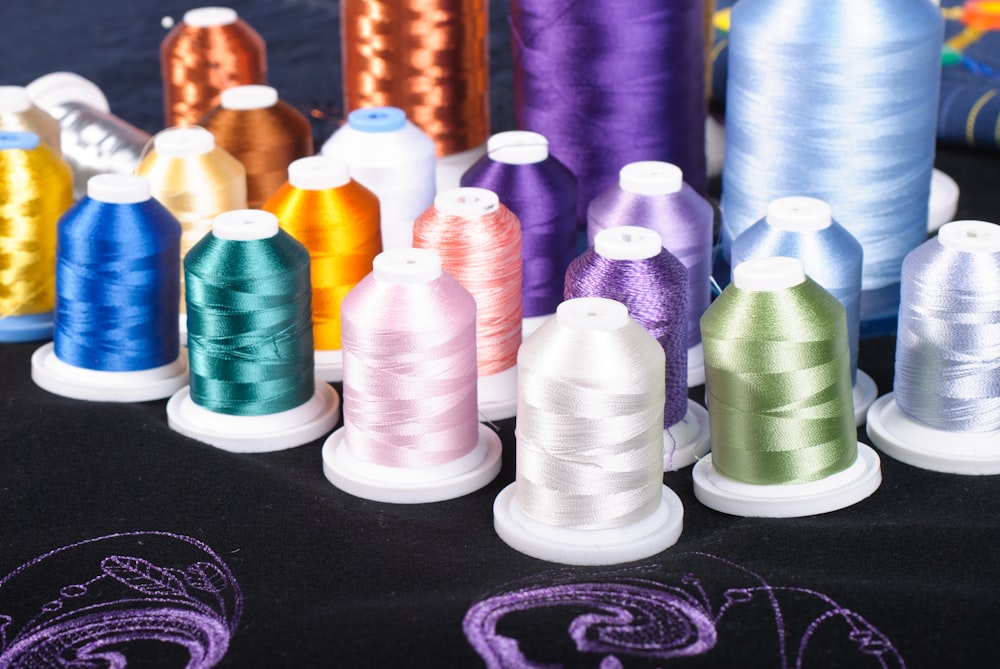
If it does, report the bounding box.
[766,196,833,231]
[347,107,407,133]
[25,72,111,114]
[434,187,499,218]
[373,248,443,284]
[733,256,806,292]
[557,297,629,332]
[289,156,350,190]
[220,85,278,111]
[487,131,548,165]
[0,86,31,113]
[594,226,662,261]
[619,161,683,196]
[938,220,1000,254]
[87,174,151,204]
[184,7,238,27]
[154,127,215,157]
[212,209,279,240]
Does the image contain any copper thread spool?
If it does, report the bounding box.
[341,0,489,159]
[200,85,313,209]
[161,6,267,127]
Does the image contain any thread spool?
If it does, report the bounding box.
[460,131,577,336]
[322,248,503,503]
[320,107,436,252]
[928,168,960,233]
[200,85,313,208]
[493,297,683,565]
[693,257,882,517]
[867,221,1000,474]
[136,126,247,328]
[160,6,267,127]
[413,188,522,420]
[0,131,73,343]
[0,86,61,154]
[263,156,382,382]
[166,209,340,452]
[26,72,152,200]
[341,0,489,190]
[718,0,943,326]
[731,197,878,426]
[566,227,710,470]
[587,161,714,387]
[31,174,188,402]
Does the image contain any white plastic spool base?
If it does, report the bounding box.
[692,443,882,517]
[522,314,550,338]
[664,401,711,471]
[853,369,878,427]
[687,343,705,388]
[928,168,960,233]
[478,365,517,421]
[436,143,486,193]
[493,483,684,566]
[166,381,340,453]
[322,424,502,504]
[31,343,188,402]
[314,349,343,383]
[866,393,1000,475]
[705,115,725,179]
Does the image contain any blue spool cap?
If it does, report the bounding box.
[0,312,54,343]
[347,107,407,133]
[0,131,40,151]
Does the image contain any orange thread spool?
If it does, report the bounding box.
[201,85,313,208]
[264,156,381,379]
[341,0,489,158]
[161,7,267,127]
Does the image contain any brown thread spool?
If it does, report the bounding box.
[200,85,313,208]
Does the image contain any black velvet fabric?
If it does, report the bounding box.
[1,1,999,667]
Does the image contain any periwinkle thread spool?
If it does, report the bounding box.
[693,257,882,518]
[200,85,313,209]
[26,72,152,200]
[493,297,684,566]
[320,107,436,252]
[0,131,73,343]
[321,248,503,504]
[731,196,877,426]
[166,209,340,453]
[460,131,577,333]
[587,161,714,387]
[30,174,188,402]
[719,0,944,325]
[161,7,267,127]
[510,0,707,224]
[263,155,382,382]
[0,86,61,154]
[565,226,710,471]
[413,187,522,421]
[867,221,1000,475]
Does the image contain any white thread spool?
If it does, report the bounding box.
[320,107,436,252]
[493,297,684,565]
[867,220,1000,474]
[31,174,189,402]
[322,248,502,503]
[591,226,710,470]
[166,209,340,453]
[693,257,882,517]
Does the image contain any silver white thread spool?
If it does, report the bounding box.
[320,107,436,252]
[693,257,882,518]
[26,72,151,200]
[31,174,189,402]
[493,297,684,565]
[867,220,1000,474]
[166,209,340,453]
[589,227,710,470]
[322,248,503,503]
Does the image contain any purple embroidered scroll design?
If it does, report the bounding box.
[463,553,905,669]
[0,531,242,669]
